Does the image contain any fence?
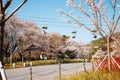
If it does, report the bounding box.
[5,62,94,80]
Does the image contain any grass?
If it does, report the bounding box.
[62,71,120,80]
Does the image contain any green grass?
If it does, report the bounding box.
[62,71,120,80]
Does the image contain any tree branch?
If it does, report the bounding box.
[5,0,27,21]
[110,0,117,35]
[3,0,12,11]
[103,16,111,33]
[78,4,107,37]
[112,15,120,33]
[96,10,106,39]
[0,0,4,15]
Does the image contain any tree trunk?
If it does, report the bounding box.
[107,36,111,73]
[0,1,5,65]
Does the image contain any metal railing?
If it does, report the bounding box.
[6,62,93,80]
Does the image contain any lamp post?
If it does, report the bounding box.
[41,26,48,60]
[71,30,77,39]
[42,25,48,34]
[91,29,97,39]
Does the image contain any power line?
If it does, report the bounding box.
[19,17,94,27]
[19,17,69,24]
[37,23,78,28]
[17,15,108,28]
[18,14,60,20]
[18,14,94,25]
[19,18,76,27]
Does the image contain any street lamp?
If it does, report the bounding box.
[91,29,97,38]
[91,34,97,38]
[71,30,77,39]
[41,26,48,60]
[42,25,48,34]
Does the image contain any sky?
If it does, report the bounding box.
[6,0,97,43]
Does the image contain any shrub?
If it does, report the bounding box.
[62,71,120,80]
[4,59,83,68]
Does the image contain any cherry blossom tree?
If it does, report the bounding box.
[49,32,65,54]
[58,0,120,72]
[4,16,42,62]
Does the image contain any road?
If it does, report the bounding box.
[5,62,92,80]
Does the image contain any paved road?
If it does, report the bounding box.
[5,62,92,80]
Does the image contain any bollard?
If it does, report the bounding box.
[92,62,95,71]
[83,60,87,72]
[58,61,61,80]
[29,62,32,80]
[13,63,16,68]
[29,67,32,80]
[30,62,32,67]
[23,62,26,67]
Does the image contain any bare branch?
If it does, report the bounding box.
[109,0,117,35]
[59,10,93,32]
[97,11,105,33]
[112,0,117,20]
[5,0,27,21]
[60,0,120,44]
[112,15,120,33]
[78,4,107,37]
[0,0,4,14]
[109,0,114,8]
[103,16,111,32]
[3,0,12,11]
